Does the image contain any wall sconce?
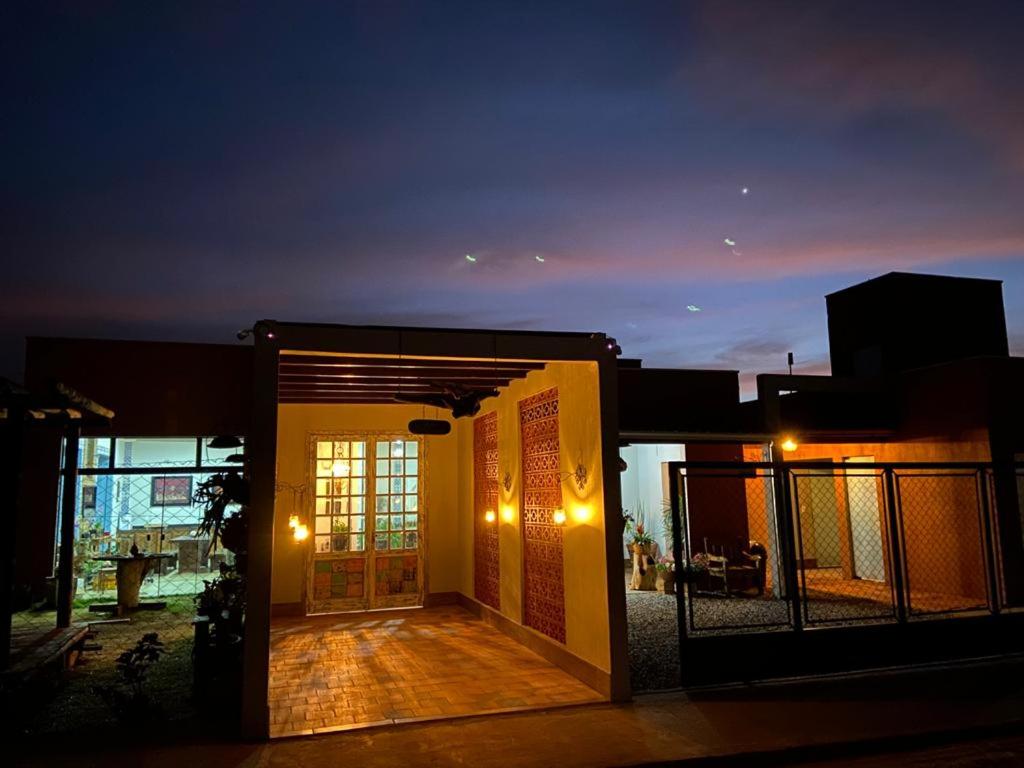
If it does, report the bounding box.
[572,462,588,491]
[484,509,497,524]
[552,508,567,526]
[501,505,514,523]
[289,514,309,541]
[556,462,588,491]
[779,436,799,453]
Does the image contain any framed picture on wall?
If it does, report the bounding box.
[151,476,193,506]
[82,485,96,509]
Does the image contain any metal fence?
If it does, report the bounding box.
[622,459,1023,693]
[669,461,1013,637]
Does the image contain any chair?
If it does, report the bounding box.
[700,543,768,597]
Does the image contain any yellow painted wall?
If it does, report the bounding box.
[272,404,460,606]
[457,361,611,673]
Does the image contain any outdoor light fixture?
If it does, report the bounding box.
[552,508,567,526]
[780,437,799,452]
[408,418,452,435]
[208,435,242,449]
[484,509,496,524]
[289,514,309,541]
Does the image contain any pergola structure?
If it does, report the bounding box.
[1,379,113,669]
[276,353,546,405]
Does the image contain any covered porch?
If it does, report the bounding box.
[244,322,629,738]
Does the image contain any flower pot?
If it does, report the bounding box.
[656,570,676,595]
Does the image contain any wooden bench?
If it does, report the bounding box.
[2,623,92,684]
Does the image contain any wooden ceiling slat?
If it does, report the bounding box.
[280,381,441,389]
[277,365,526,380]
[278,374,515,386]
[278,355,543,371]
[279,397,403,404]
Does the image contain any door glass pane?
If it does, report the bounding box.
[313,440,367,555]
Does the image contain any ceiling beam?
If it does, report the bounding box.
[277,365,527,380]
[278,355,544,371]
[278,373,515,386]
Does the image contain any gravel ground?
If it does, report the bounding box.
[625,571,900,691]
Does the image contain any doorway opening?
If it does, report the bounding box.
[307,435,422,614]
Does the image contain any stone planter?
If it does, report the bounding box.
[629,543,657,590]
[656,569,676,595]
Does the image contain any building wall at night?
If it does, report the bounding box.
[456,360,612,676]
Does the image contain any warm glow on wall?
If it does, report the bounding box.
[484,509,496,524]
[570,504,592,523]
[501,505,514,523]
[552,508,567,525]
[780,436,799,452]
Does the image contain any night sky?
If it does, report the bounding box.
[4,1,1023,395]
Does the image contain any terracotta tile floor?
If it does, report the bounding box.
[268,606,603,737]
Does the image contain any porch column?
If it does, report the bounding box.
[56,422,80,629]
[240,325,280,740]
[597,352,630,702]
[0,405,26,669]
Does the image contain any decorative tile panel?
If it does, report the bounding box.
[474,412,501,610]
[313,558,366,600]
[519,387,565,643]
[374,554,419,595]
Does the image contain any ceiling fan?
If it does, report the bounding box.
[393,381,499,418]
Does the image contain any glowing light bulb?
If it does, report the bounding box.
[552,508,567,526]
[465,254,477,263]
[484,509,496,524]
[293,523,309,541]
[780,437,799,453]
[288,515,299,529]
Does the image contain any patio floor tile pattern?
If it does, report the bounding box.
[268,606,602,737]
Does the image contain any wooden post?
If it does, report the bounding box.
[596,350,632,703]
[56,423,80,629]
[240,325,279,740]
[1,406,26,670]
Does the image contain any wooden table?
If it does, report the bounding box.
[91,553,175,612]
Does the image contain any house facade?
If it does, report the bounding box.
[8,272,1024,738]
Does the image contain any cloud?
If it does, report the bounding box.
[689,1,1024,170]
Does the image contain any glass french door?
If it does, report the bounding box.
[307,435,423,614]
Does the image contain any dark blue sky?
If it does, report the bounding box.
[4,1,1023,395]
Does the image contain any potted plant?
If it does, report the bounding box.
[678,552,710,584]
[628,507,657,590]
[655,556,676,595]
